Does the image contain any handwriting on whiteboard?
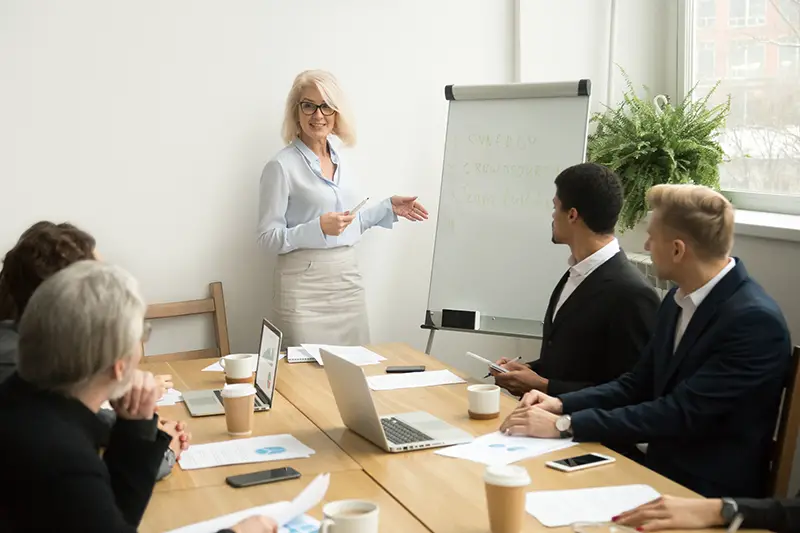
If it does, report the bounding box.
[467,134,537,150]
[455,163,561,179]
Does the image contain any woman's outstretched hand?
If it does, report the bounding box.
[391,196,429,222]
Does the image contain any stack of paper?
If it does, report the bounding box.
[288,344,387,367]
[525,485,661,527]
[178,434,316,470]
[157,388,184,407]
[366,369,465,391]
[435,431,576,466]
[165,473,330,533]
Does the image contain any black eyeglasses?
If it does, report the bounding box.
[299,101,336,116]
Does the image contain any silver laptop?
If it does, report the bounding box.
[320,349,473,452]
[183,319,282,417]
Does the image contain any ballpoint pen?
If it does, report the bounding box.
[484,356,522,378]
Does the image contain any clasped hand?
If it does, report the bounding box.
[498,390,565,438]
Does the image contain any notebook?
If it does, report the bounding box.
[287,347,316,363]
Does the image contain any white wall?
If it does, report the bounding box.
[0,0,514,364]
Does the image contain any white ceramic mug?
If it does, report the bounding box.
[468,384,501,420]
[320,500,379,533]
[219,353,255,380]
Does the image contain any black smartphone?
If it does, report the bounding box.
[225,466,301,488]
[386,365,426,373]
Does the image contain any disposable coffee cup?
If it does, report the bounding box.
[220,353,255,384]
[221,383,256,436]
[320,500,379,533]
[484,464,531,533]
[468,384,501,420]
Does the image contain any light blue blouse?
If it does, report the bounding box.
[257,138,397,255]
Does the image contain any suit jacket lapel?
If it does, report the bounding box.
[544,270,570,337]
[658,260,749,390]
[548,252,626,338]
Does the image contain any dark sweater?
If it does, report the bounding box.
[0,322,173,480]
[0,374,171,531]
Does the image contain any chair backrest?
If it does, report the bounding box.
[143,281,231,362]
[771,345,800,497]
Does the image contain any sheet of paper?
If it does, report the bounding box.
[316,345,387,366]
[435,431,576,466]
[367,369,465,391]
[526,484,661,527]
[157,388,184,406]
[178,434,316,470]
[288,346,316,363]
[269,472,331,526]
[201,361,223,372]
[164,473,330,533]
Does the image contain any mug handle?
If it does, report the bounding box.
[319,518,334,532]
[219,358,226,369]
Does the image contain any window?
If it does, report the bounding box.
[698,0,717,27]
[697,42,717,80]
[778,38,800,75]
[729,0,767,27]
[729,41,765,78]
[683,0,800,209]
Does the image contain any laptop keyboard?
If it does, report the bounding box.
[381,417,434,445]
[213,389,265,408]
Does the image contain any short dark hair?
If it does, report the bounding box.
[554,163,623,234]
[0,221,96,320]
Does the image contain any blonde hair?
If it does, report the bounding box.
[281,70,357,146]
[646,184,734,260]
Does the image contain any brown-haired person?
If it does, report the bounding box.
[500,184,791,498]
[0,221,190,480]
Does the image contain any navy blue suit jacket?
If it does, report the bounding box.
[559,259,791,498]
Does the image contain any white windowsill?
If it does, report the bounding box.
[734,210,800,243]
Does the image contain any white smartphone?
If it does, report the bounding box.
[545,452,616,472]
[466,351,509,374]
[349,197,369,215]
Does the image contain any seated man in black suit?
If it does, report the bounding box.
[0,261,277,533]
[492,163,660,396]
[500,184,791,498]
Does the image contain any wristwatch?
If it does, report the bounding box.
[164,448,177,468]
[555,414,573,438]
[720,498,739,525]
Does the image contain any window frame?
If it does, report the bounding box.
[678,0,800,216]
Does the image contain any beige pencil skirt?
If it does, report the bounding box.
[272,246,370,347]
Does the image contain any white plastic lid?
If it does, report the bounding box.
[483,465,531,487]
[220,383,257,399]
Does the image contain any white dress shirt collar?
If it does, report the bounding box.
[567,238,621,278]
[673,257,736,312]
[292,137,340,183]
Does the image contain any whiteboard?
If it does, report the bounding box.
[426,81,591,328]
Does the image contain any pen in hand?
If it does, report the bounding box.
[484,356,522,379]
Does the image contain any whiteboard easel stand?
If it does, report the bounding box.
[421,310,544,355]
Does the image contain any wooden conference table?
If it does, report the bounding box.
[140,344,753,533]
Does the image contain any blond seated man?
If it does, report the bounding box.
[500,184,791,499]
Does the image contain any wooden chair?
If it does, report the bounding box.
[771,345,800,497]
[144,281,231,362]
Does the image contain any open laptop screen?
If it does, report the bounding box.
[255,320,281,407]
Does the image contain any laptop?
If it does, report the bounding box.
[320,348,473,452]
[183,318,282,417]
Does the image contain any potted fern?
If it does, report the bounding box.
[587,70,731,231]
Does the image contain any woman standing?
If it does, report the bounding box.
[258,70,427,346]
